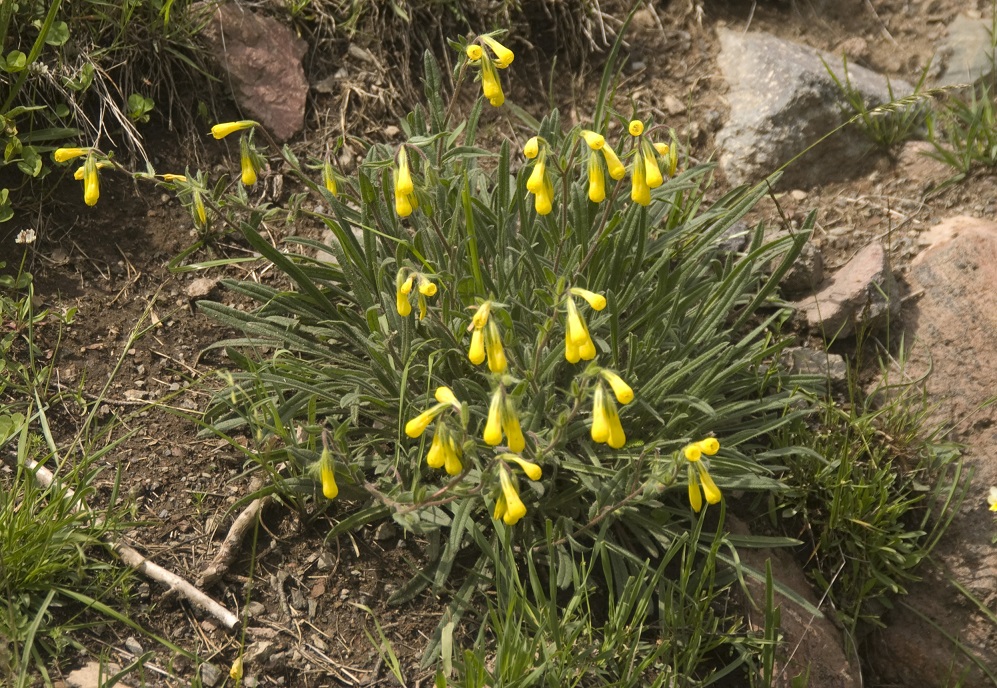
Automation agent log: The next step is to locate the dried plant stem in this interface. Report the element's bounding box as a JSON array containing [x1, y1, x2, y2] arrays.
[[198, 495, 272, 587], [20, 457, 241, 632]]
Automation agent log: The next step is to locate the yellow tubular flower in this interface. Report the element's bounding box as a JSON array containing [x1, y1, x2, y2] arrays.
[[580, 130, 605, 150], [493, 494, 507, 520], [240, 136, 257, 186], [570, 287, 607, 311], [605, 397, 626, 449], [482, 35, 514, 68], [444, 435, 463, 475], [698, 463, 722, 505], [466, 44, 483, 61], [499, 468, 528, 525], [469, 327, 486, 365], [397, 290, 412, 316], [688, 465, 704, 512], [484, 389, 504, 446], [535, 176, 553, 216], [395, 189, 414, 218], [418, 277, 437, 296], [481, 56, 505, 107], [74, 161, 112, 180], [654, 142, 669, 157], [405, 404, 443, 438], [631, 155, 650, 206], [601, 370, 634, 404], [642, 141, 663, 189], [471, 301, 491, 330], [230, 656, 244, 681], [697, 437, 720, 455], [565, 335, 581, 364], [418, 294, 428, 320], [426, 425, 446, 469], [628, 120, 645, 136], [523, 136, 540, 159], [396, 271, 413, 316], [587, 151, 606, 203], [566, 298, 597, 360], [323, 161, 338, 196], [211, 120, 256, 139], [320, 448, 338, 500], [400, 275, 415, 295], [395, 147, 414, 197], [161, 173, 187, 182], [502, 397, 526, 453], [435, 386, 458, 406], [590, 384, 610, 444], [684, 444, 702, 462], [504, 454, 542, 481], [526, 149, 546, 194], [54, 147, 89, 163], [485, 318, 508, 373], [601, 143, 626, 180], [83, 155, 99, 206]]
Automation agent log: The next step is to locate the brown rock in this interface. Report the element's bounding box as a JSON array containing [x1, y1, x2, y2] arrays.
[[730, 518, 861, 688], [198, 3, 308, 141], [793, 242, 898, 338], [870, 216, 997, 687]]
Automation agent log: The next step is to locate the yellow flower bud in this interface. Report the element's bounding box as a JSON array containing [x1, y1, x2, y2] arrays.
[[471, 301, 491, 330], [395, 191, 414, 218], [504, 454, 542, 481], [443, 435, 463, 475], [590, 384, 609, 444], [526, 150, 546, 193], [642, 142, 663, 189], [418, 277, 437, 296], [654, 142, 669, 157], [426, 426, 446, 469], [587, 151, 606, 203], [320, 448, 338, 500], [698, 437, 720, 455], [83, 155, 100, 207], [405, 406, 441, 438], [535, 177, 553, 216], [630, 156, 650, 206], [580, 130, 605, 150], [698, 464, 722, 505], [418, 294, 428, 321], [523, 136, 539, 159], [485, 319, 508, 374], [395, 147, 413, 197], [688, 466, 703, 513], [600, 370, 634, 405], [161, 173, 187, 182], [601, 143, 626, 181], [468, 327, 486, 365], [211, 120, 256, 139], [481, 57, 505, 107], [466, 44, 483, 61], [570, 287, 607, 311], [606, 399, 626, 449], [193, 191, 207, 227], [684, 444, 702, 462], [54, 147, 89, 163], [502, 397, 526, 453], [628, 120, 644, 136], [435, 386, 458, 406], [240, 138, 258, 186]]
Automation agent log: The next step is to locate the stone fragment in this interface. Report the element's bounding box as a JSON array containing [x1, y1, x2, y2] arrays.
[[934, 15, 996, 88], [65, 662, 126, 688], [185, 277, 220, 299], [869, 216, 997, 688], [780, 239, 825, 296], [729, 517, 861, 688], [793, 242, 898, 338], [198, 3, 308, 141], [199, 662, 223, 687], [780, 347, 847, 386], [716, 29, 913, 187]]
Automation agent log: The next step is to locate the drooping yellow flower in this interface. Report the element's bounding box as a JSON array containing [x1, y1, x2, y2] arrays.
[[523, 136, 539, 159], [628, 119, 645, 137], [435, 385, 458, 406], [484, 388, 504, 446], [590, 384, 610, 444], [210, 120, 257, 139], [493, 494, 507, 521], [319, 447, 338, 500], [426, 425, 447, 469], [485, 318, 508, 373], [605, 396, 626, 449], [642, 140, 663, 189], [600, 369, 634, 405], [586, 151, 606, 203], [74, 160, 112, 180], [654, 142, 669, 157], [601, 142, 627, 181], [466, 44, 483, 61], [503, 453, 542, 481], [396, 270, 413, 317], [570, 287, 607, 311], [471, 301, 491, 330], [160, 173, 187, 182], [580, 129, 605, 150], [482, 35, 515, 68], [565, 297, 596, 362], [480, 55, 505, 107], [405, 404, 445, 438], [82, 154, 100, 206], [684, 439, 722, 511], [240, 136, 258, 186], [630, 153, 651, 206], [498, 467, 528, 525], [54, 147, 90, 163], [535, 177, 553, 216], [393, 146, 417, 217], [502, 395, 526, 452], [468, 327, 485, 365], [418, 276, 437, 296], [525, 146, 553, 216], [443, 434, 463, 475], [323, 160, 338, 196], [395, 190, 414, 217]]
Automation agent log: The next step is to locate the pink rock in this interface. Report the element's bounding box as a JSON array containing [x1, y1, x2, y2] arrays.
[[793, 242, 898, 338], [869, 216, 997, 688], [199, 3, 308, 141]]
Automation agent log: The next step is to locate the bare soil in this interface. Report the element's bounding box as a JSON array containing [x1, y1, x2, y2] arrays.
[[2, 0, 989, 685]]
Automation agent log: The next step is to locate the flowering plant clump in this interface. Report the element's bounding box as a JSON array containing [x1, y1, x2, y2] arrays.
[[175, 30, 814, 667]]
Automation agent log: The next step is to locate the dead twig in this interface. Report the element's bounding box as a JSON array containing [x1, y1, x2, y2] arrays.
[[198, 494, 272, 587], [19, 457, 241, 632]]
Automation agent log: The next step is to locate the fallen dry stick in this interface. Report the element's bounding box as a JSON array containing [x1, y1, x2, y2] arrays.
[[198, 494, 272, 587], [21, 458, 241, 632]]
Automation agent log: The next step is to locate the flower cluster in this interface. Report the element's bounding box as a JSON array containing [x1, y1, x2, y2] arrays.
[[494, 455, 542, 526], [579, 130, 626, 203], [683, 437, 722, 512], [406, 386, 464, 475], [395, 268, 437, 319], [564, 287, 605, 363], [467, 301, 507, 374], [465, 34, 514, 107], [54, 147, 104, 206], [523, 137, 553, 215], [483, 385, 526, 452], [589, 369, 633, 449]]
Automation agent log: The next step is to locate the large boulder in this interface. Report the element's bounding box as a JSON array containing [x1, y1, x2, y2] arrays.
[[716, 29, 913, 188], [869, 216, 997, 686]]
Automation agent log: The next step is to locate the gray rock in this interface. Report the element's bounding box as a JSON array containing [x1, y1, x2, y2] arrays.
[[198, 3, 308, 141], [869, 216, 997, 687], [717, 29, 913, 188], [199, 662, 223, 687], [780, 347, 847, 386], [66, 662, 125, 688], [934, 15, 996, 88], [123, 636, 143, 655], [793, 242, 899, 338], [780, 239, 825, 297], [729, 517, 861, 688]]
